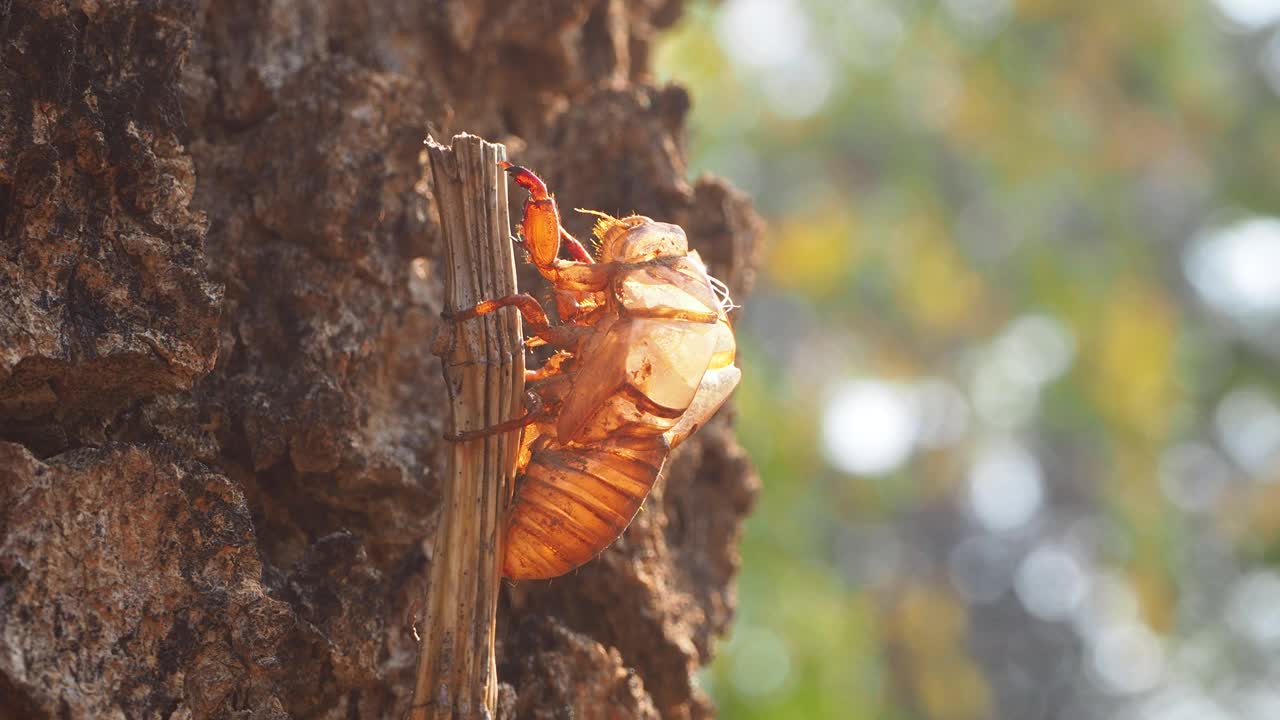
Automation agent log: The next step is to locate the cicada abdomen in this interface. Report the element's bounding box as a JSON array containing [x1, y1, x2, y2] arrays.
[[504, 434, 670, 579]]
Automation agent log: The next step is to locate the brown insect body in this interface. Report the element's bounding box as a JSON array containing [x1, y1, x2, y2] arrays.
[[448, 164, 740, 580]]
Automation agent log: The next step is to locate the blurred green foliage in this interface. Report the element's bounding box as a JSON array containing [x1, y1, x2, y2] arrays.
[[655, 1, 1280, 718]]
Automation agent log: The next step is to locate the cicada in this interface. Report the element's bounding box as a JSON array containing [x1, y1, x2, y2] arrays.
[[444, 163, 741, 580]]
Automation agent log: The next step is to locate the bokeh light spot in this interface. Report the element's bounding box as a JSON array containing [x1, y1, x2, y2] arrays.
[[1227, 570, 1280, 648], [1073, 572, 1141, 641], [967, 441, 1044, 532], [1185, 217, 1280, 319], [1213, 0, 1280, 29], [821, 380, 919, 476], [1091, 623, 1166, 695], [995, 314, 1076, 387], [760, 50, 834, 119], [1214, 386, 1280, 476], [967, 314, 1074, 430], [716, 0, 809, 70], [1015, 543, 1090, 622]]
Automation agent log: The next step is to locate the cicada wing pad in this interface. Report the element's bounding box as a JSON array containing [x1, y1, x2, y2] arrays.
[[555, 315, 721, 445], [665, 318, 741, 449], [556, 254, 729, 444], [615, 256, 723, 319]]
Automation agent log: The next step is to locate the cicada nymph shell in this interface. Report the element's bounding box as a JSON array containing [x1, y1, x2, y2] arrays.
[[446, 164, 741, 580]]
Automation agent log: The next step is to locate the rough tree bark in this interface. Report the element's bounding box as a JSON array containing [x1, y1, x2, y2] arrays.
[[0, 2, 762, 719]]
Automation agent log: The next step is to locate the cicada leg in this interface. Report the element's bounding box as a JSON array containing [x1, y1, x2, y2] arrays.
[[525, 351, 574, 382], [500, 162, 595, 269], [555, 288, 605, 324], [444, 391, 544, 442], [442, 347, 581, 442], [559, 226, 594, 264], [443, 293, 590, 350], [443, 292, 549, 330]]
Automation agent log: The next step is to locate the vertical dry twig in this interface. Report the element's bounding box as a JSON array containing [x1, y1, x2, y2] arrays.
[[412, 133, 524, 719]]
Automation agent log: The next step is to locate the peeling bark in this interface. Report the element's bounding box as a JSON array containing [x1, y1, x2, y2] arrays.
[[0, 2, 762, 718]]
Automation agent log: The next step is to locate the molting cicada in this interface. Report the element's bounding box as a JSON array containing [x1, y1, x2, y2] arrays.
[[444, 163, 741, 580]]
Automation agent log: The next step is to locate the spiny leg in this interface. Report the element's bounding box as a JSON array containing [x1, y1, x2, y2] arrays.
[[443, 293, 591, 350], [559, 226, 594, 264], [555, 288, 603, 323], [501, 161, 596, 266], [525, 351, 573, 382], [500, 162, 562, 277], [444, 391, 544, 442], [444, 293, 551, 333]]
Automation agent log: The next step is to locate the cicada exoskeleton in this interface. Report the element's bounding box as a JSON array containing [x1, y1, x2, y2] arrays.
[[444, 164, 740, 580]]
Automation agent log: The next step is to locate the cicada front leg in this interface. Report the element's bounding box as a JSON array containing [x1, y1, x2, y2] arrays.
[[499, 162, 595, 271]]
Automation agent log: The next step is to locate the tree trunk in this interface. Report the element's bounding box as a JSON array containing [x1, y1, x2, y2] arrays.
[[0, 2, 761, 719]]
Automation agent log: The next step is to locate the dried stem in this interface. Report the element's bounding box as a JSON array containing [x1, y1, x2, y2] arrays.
[[412, 134, 524, 719]]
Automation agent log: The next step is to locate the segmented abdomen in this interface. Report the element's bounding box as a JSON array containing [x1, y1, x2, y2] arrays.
[[503, 433, 669, 580]]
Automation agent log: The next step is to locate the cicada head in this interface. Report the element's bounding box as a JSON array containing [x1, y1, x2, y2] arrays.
[[580, 210, 689, 263]]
